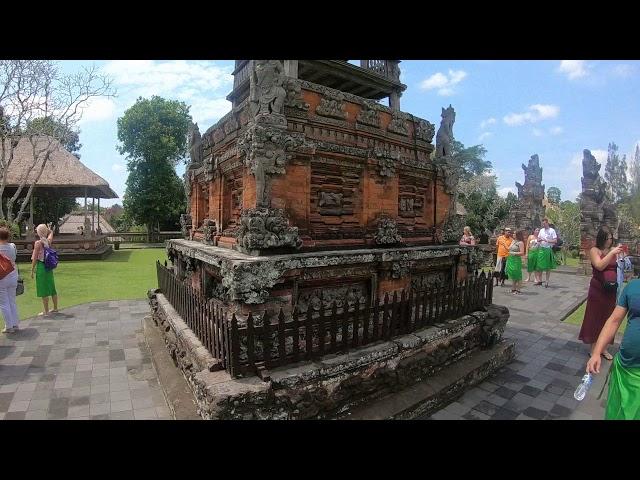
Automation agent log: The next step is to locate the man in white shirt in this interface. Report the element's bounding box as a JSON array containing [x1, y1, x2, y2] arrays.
[[536, 218, 557, 287]]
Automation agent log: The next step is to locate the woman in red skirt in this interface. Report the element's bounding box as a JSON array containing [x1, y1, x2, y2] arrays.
[[579, 227, 623, 360]]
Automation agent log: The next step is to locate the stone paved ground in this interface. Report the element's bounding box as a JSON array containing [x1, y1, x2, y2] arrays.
[[0, 300, 172, 420], [424, 269, 618, 420]]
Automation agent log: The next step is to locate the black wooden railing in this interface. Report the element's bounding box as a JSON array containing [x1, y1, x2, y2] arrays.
[[156, 261, 493, 380]]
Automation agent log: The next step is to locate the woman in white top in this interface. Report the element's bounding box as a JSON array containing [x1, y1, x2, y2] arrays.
[[0, 226, 20, 333]]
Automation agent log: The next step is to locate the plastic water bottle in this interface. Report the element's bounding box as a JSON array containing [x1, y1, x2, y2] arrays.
[[573, 373, 593, 401]]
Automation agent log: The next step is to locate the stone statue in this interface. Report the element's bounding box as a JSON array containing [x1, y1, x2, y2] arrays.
[[250, 60, 287, 118], [188, 122, 203, 165], [435, 105, 456, 159], [235, 208, 302, 253]]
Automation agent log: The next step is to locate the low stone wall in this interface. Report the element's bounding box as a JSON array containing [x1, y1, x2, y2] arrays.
[[147, 289, 509, 420]]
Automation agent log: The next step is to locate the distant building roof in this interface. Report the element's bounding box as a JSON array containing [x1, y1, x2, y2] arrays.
[[2, 136, 118, 199], [58, 213, 116, 234]]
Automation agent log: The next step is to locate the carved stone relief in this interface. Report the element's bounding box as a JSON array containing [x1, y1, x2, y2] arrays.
[[356, 100, 380, 128], [235, 207, 302, 253], [374, 217, 402, 245], [387, 111, 409, 136], [316, 90, 348, 120], [296, 283, 369, 314]]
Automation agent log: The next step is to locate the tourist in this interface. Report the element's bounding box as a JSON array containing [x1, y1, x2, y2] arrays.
[[525, 228, 539, 282], [494, 228, 513, 287], [536, 218, 557, 287], [492, 228, 505, 286], [31, 224, 58, 316], [506, 230, 525, 295], [579, 227, 622, 360], [586, 276, 640, 419], [0, 227, 20, 333], [459, 226, 476, 246]]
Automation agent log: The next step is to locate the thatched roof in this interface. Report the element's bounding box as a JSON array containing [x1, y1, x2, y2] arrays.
[[2, 136, 118, 199], [58, 212, 116, 234]]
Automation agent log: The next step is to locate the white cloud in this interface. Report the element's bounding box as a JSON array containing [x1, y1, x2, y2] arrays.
[[498, 187, 516, 197], [419, 69, 467, 96], [557, 60, 590, 80], [550, 126, 563, 135], [532, 128, 543, 137], [478, 131, 493, 141], [79, 97, 117, 124], [102, 60, 234, 126], [480, 117, 496, 129], [503, 104, 559, 126], [612, 63, 635, 78], [111, 163, 126, 173]]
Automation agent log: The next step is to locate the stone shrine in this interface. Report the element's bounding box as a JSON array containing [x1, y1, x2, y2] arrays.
[[578, 149, 618, 274], [504, 154, 545, 233], [150, 60, 512, 419]]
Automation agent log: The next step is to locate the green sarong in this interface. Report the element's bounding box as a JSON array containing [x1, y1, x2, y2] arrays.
[[527, 247, 538, 272], [605, 353, 640, 420], [506, 255, 522, 281], [536, 247, 556, 271], [35, 261, 57, 298]]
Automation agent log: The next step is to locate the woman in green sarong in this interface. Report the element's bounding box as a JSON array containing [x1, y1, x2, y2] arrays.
[[587, 279, 640, 419], [506, 230, 525, 295], [30, 224, 58, 317]]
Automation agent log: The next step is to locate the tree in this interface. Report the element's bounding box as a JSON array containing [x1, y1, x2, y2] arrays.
[[0, 61, 113, 223], [458, 174, 513, 238], [547, 186, 561, 205], [451, 140, 492, 180], [26, 117, 82, 158], [604, 142, 629, 203], [32, 194, 79, 231], [117, 96, 191, 237], [629, 144, 640, 196], [546, 200, 580, 249]]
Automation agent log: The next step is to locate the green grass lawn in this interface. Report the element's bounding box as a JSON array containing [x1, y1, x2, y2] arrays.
[[3, 248, 167, 326]]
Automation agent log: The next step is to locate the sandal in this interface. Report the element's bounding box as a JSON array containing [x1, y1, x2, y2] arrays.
[[37, 312, 50, 317], [545, 281, 549, 288], [601, 351, 613, 361]]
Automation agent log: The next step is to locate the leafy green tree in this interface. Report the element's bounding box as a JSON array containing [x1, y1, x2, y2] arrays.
[[604, 142, 629, 203], [547, 187, 561, 205], [27, 117, 82, 158], [451, 140, 492, 180], [629, 145, 640, 196], [117, 96, 191, 237], [458, 175, 512, 238], [32, 194, 80, 231]]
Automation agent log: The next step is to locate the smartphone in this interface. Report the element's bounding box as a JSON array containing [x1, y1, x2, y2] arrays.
[[622, 244, 629, 254]]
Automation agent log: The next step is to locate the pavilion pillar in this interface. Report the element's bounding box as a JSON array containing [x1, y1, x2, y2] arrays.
[[26, 194, 35, 240], [97, 197, 101, 234], [83, 187, 91, 236], [91, 197, 96, 237]]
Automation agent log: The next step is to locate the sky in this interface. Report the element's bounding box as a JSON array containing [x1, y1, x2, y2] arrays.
[[58, 60, 640, 207]]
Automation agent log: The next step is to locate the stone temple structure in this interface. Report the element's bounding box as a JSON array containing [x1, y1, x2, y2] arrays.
[[504, 154, 545, 233], [149, 60, 512, 419], [578, 149, 618, 275]]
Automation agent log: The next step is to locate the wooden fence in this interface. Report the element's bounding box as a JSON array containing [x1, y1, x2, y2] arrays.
[[156, 261, 493, 379]]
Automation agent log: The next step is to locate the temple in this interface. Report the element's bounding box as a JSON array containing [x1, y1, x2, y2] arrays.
[[153, 60, 512, 420]]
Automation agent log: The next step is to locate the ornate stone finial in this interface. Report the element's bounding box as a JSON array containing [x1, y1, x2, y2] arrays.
[[415, 118, 435, 143], [250, 60, 287, 124], [435, 104, 456, 159], [374, 217, 402, 245]]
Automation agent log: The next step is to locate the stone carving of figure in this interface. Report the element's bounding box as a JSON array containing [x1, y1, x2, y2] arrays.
[[435, 104, 456, 159], [188, 122, 203, 165], [250, 60, 287, 118]]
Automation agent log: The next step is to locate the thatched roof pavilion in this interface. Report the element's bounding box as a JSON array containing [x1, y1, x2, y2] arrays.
[[2, 136, 118, 259], [2, 136, 118, 199]]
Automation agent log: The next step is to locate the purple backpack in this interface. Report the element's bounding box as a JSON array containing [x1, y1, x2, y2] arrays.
[[43, 245, 59, 270]]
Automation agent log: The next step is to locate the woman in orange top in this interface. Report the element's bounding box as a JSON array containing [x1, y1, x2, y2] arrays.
[[495, 228, 513, 287]]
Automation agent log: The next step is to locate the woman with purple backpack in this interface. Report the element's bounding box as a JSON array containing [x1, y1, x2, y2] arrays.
[[31, 224, 58, 316]]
